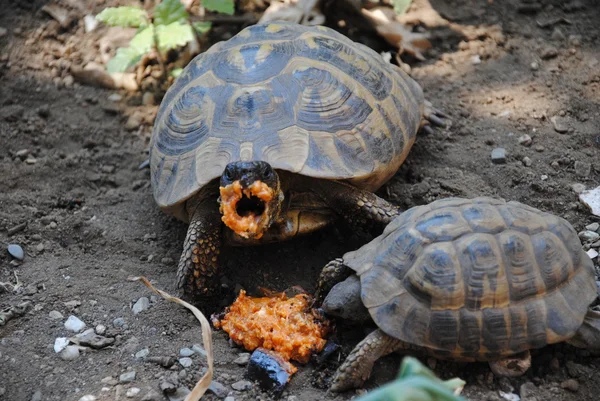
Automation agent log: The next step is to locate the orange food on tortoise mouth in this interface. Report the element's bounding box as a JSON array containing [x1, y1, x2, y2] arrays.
[[211, 290, 330, 367], [219, 180, 274, 239]]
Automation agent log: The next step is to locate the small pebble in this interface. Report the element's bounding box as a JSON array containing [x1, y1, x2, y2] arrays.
[[471, 55, 481, 65], [498, 391, 520, 401], [120, 371, 136, 383], [7, 244, 24, 260], [142, 92, 155, 106], [233, 353, 250, 365], [579, 231, 600, 243], [113, 317, 126, 328], [224, 397, 235, 401], [54, 337, 69, 353], [586, 223, 600, 232], [551, 116, 569, 133], [179, 348, 195, 357], [530, 61, 539, 71], [78, 396, 96, 401], [587, 249, 598, 259], [491, 148, 506, 164], [231, 380, 252, 391], [49, 310, 63, 320], [31, 390, 42, 401], [571, 183, 586, 194], [522, 156, 532, 167], [126, 388, 141, 398], [560, 379, 579, 392], [132, 297, 150, 314], [60, 346, 80, 361], [136, 348, 150, 359], [64, 315, 86, 332], [35, 243, 45, 252], [108, 93, 122, 102], [208, 381, 229, 399], [534, 145, 545, 152], [518, 134, 532, 146], [167, 387, 191, 401], [0, 27, 7, 37], [179, 357, 193, 368], [101, 376, 118, 385], [574, 161, 591, 178], [540, 46, 558, 59], [192, 344, 207, 357], [96, 324, 107, 335]]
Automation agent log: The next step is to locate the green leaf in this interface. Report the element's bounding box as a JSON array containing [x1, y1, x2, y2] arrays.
[[171, 67, 184, 78], [130, 25, 155, 55], [155, 21, 195, 53], [154, 0, 188, 26], [96, 7, 149, 27], [203, 0, 234, 15], [390, 0, 412, 15], [106, 47, 144, 73], [193, 21, 212, 35]]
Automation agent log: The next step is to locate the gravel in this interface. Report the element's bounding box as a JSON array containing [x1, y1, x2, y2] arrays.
[[64, 315, 86, 332]]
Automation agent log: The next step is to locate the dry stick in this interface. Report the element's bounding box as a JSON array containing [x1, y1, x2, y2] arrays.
[[129, 276, 213, 401]]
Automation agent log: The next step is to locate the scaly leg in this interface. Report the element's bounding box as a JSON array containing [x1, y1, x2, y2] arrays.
[[331, 328, 419, 392], [319, 181, 401, 237], [314, 258, 353, 305], [177, 197, 222, 300], [488, 351, 531, 377]]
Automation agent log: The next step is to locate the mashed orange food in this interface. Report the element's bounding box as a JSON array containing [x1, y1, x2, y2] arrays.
[[212, 290, 330, 366], [219, 181, 274, 239]]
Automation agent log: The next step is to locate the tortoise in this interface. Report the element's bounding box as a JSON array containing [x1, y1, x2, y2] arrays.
[[149, 21, 446, 299], [315, 197, 600, 392]]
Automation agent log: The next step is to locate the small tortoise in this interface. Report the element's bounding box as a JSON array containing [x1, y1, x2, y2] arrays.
[[316, 197, 600, 392], [149, 21, 445, 299]]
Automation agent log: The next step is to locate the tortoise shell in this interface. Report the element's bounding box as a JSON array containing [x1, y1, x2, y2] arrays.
[[150, 21, 425, 221], [341, 197, 597, 361]]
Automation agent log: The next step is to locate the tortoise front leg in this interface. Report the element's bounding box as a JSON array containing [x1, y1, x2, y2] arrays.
[[567, 308, 600, 350], [314, 258, 353, 305], [331, 328, 420, 392], [177, 198, 222, 300], [318, 181, 401, 236]]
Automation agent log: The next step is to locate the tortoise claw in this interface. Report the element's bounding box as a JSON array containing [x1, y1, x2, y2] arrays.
[[427, 113, 446, 128], [421, 100, 450, 132], [421, 125, 435, 136]]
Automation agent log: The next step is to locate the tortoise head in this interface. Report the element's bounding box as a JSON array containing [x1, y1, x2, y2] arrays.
[[218, 161, 284, 240], [322, 275, 371, 324]]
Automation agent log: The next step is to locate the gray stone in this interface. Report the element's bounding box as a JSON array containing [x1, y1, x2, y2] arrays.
[[113, 317, 126, 328], [224, 397, 236, 401], [60, 345, 80, 361], [178, 357, 193, 368], [233, 353, 250, 365], [179, 347, 194, 357], [31, 390, 42, 401], [208, 381, 229, 399], [54, 337, 69, 353], [586, 223, 600, 232], [518, 134, 532, 146], [167, 387, 191, 401], [579, 231, 600, 243], [119, 371, 136, 383], [8, 244, 24, 260], [571, 183, 586, 194], [574, 161, 591, 178], [135, 348, 150, 359], [491, 148, 506, 164], [95, 324, 106, 335], [49, 310, 63, 320], [522, 156, 532, 167], [519, 382, 538, 401], [126, 387, 141, 398], [192, 344, 207, 357], [551, 116, 568, 133], [132, 297, 150, 314], [560, 379, 579, 392], [64, 315, 86, 332], [231, 380, 252, 391], [72, 331, 114, 349], [141, 391, 163, 401]]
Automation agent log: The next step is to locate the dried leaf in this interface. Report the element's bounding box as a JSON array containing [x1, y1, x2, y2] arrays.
[[129, 276, 213, 401], [361, 6, 431, 61], [259, 0, 325, 26]]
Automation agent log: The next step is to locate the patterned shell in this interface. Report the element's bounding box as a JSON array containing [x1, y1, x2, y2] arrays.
[[150, 21, 425, 219], [342, 197, 597, 361]]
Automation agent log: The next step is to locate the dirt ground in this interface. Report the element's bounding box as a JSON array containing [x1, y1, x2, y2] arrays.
[[1, 0, 600, 400]]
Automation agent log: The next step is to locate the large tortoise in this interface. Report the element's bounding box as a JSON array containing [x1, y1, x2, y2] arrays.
[[316, 197, 600, 392], [149, 21, 445, 299]]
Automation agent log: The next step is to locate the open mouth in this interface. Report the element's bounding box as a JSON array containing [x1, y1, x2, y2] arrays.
[[219, 180, 274, 239]]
